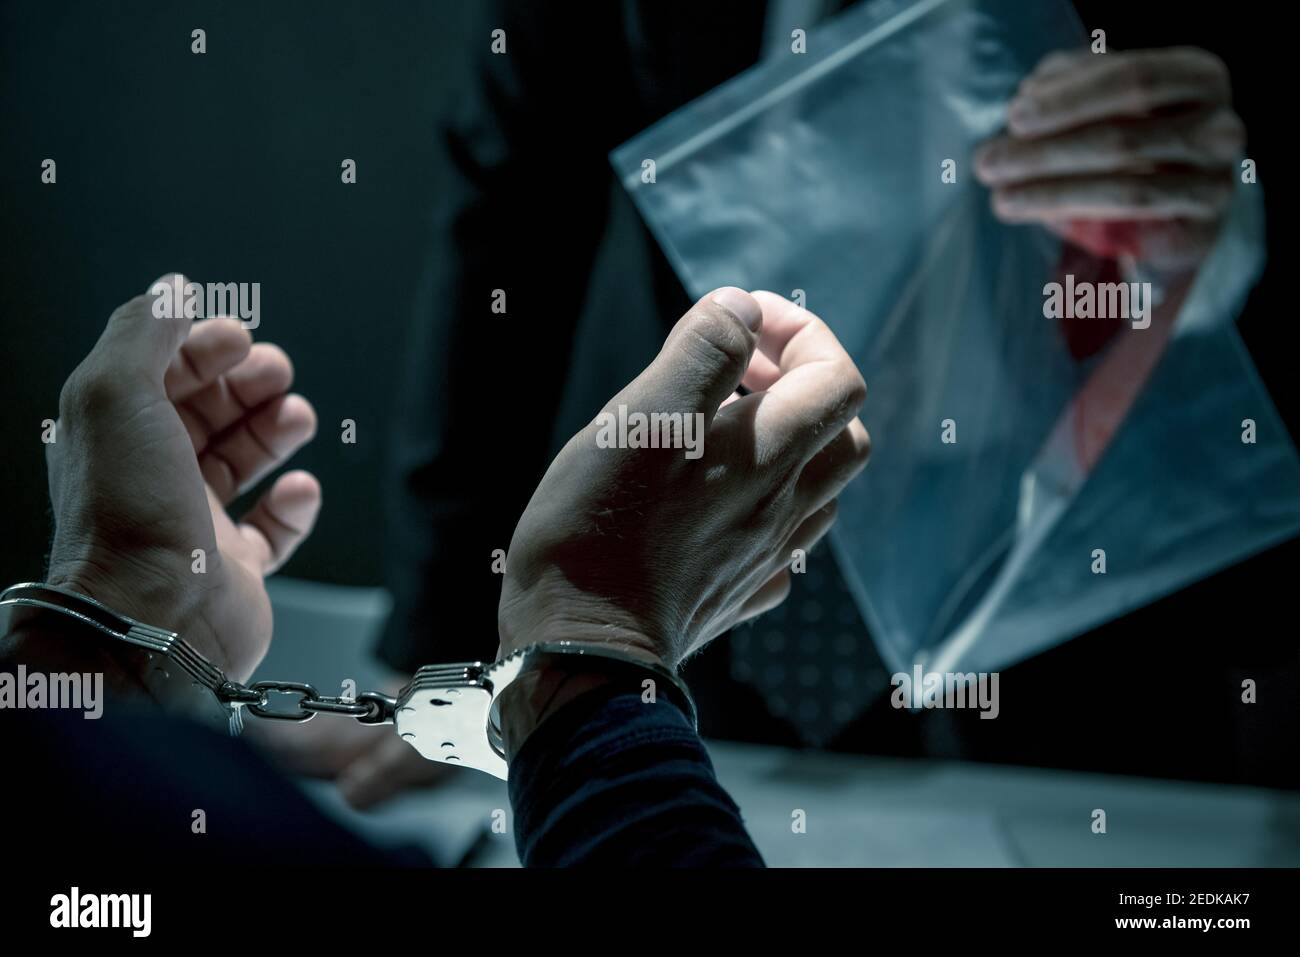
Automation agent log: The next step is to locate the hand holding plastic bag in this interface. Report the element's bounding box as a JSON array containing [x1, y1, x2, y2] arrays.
[[613, 0, 1300, 674]]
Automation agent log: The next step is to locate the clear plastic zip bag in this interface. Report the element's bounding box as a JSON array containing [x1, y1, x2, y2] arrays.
[[612, 0, 1300, 673]]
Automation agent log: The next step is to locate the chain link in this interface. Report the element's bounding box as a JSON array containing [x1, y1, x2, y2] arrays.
[[216, 679, 397, 725]]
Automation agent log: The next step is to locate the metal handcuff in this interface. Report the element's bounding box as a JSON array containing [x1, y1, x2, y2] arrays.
[[0, 582, 696, 780]]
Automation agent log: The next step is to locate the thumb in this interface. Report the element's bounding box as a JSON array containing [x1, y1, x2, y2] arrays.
[[94, 273, 196, 389], [624, 287, 762, 422]]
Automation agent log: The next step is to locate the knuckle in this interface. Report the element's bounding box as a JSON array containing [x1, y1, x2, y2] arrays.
[[853, 425, 873, 468], [1171, 48, 1230, 101], [251, 340, 294, 382], [684, 306, 751, 377], [839, 362, 868, 412], [111, 293, 155, 324], [296, 397, 319, 437], [1201, 108, 1245, 156], [1191, 48, 1231, 84]]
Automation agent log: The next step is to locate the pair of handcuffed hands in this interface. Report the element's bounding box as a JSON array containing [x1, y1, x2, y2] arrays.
[[29, 283, 870, 761]]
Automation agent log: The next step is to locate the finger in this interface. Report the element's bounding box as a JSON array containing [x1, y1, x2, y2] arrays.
[[735, 568, 792, 624], [164, 318, 253, 402], [237, 469, 322, 575], [735, 501, 840, 628], [86, 273, 195, 392], [622, 287, 762, 423], [1025, 48, 1087, 85], [976, 108, 1244, 186], [795, 419, 871, 516], [200, 393, 318, 503], [992, 170, 1233, 222], [740, 346, 784, 393], [720, 348, 784, 409], [787, 498, 838, 558], [1010, 48, 1232, 137], [734, 291, 867, 467], [338, 734, 449, 810], [748, 290, 822, 369], [180, 342, 296, 450]]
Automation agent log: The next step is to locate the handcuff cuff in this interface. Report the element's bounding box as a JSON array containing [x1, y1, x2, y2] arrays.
[[0, 582, 697, 780]]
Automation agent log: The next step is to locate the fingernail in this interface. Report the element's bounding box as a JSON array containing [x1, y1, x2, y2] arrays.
[[712, 287, 762, 331]]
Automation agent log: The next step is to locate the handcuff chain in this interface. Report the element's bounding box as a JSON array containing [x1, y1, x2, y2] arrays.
[[220, 679, 398, 725]]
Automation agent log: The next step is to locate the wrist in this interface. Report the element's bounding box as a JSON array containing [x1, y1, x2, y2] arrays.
[[1, 582, 241, 733], [47, 553, 185, 629], [2, 607, 155, 702], [494, 643, 694, 762], [496, 665, 618, 759], [498, 594, 669, 670], [46, 556, 229, 674]]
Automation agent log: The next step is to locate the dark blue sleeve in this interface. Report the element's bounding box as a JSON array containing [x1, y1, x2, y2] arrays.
[[508, 689, 765, 867]]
